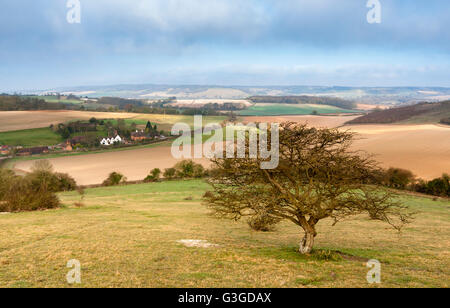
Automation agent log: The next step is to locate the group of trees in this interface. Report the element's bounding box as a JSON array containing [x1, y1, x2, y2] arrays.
[[52, 118, 143, 145], [145, 121, 161, 136], [0, 161, 77, 212], [0, 95, 72, 111], [0, 94, 231, 116], [376, 167, 450, 197], [163, 160, 207, 180], [52, 120, 98, 139], [103, 160, 208, 186]]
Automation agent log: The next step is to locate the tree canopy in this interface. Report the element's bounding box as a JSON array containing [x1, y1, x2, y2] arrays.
[[204, 122, 412, 254]]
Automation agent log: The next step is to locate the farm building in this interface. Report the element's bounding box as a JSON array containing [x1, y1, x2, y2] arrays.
[[64, 136, 88, 151], [16, 146, 49, 156], [0, 145, 11, 155], [131, 131, 152, 141], [100, 135, 122, 146]]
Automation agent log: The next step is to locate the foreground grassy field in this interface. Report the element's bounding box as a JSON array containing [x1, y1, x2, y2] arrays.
[[0, 180, 448, 288]]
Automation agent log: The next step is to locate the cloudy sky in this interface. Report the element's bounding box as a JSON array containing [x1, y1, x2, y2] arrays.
[[1, 0, 449, 91]]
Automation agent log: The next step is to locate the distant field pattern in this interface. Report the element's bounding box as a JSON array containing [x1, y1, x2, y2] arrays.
[[239, 103, 359, 116]]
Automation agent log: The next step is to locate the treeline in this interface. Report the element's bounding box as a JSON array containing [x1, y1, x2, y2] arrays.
[[0, 95, 72, 111], [348, 100, 450, 124], [375, 168, 449, 198], [248, 95, 356, 110], [97, 97, 145, 108], [0, 95, 232, 116], [0, 161, 77, 213]]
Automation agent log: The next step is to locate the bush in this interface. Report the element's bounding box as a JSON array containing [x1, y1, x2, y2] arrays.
[[0, 169, 15, 200], [173, 160, 206, 179], [102, 172, 126, 186], [382, 168, 415, 190], [144, 168, 161, 183], [25, 162, 77, 192], [163, 168, 176, 180], [54, 173, 78, 191], [414, 174, 450, 197], [0, 171, 60, 213]]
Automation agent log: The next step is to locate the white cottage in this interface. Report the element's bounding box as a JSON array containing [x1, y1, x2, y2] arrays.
[[100, 135, 122, 146]]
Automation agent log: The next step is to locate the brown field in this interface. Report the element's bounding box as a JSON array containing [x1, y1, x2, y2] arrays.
[[348, 124, 450, 180], [15, 146, 211, 186], [0, 111, 226, 132], [242, 115, 361, 128], [12, 116, 450, 184], [0, 111, 134, 132], [245, 116, 450, 179]]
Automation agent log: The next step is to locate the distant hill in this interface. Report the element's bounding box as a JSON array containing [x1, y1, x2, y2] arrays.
[[17, 84, 450, 105], [347, 101, 450, 125], [248, 95, 356, 110]]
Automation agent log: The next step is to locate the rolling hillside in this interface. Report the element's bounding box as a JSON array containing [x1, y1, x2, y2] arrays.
[[0, 179, 448, 287], [347, 101, 450, 125], [248, 95, 356, 110]]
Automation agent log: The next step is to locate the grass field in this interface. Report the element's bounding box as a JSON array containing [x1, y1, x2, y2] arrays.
[[0, 179, 448, 288], [0, 128, 62, 147], [239, 104, 358, 116]]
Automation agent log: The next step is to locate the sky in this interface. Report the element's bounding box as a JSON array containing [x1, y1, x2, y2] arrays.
[[1, 0, 449, 91]]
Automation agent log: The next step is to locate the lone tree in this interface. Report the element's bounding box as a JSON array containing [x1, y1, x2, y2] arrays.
[[204, 123, 412, 254]]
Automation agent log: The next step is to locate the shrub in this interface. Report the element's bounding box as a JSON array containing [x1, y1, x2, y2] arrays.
[[0, 174, 60, 213], [0, 169, 15, 200], [382, 168, 415, 190], [415, 174, 450, 197], [54, 173, 77, 191], [25, 170, 77, 192], [102, 172, 126, 186], [163, 168, 176, 180], [144, 168, 161, 183], [173, 160, 206, 179]]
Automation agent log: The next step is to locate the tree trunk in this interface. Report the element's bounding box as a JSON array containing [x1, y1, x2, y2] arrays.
[[299, 230, 315, 254]]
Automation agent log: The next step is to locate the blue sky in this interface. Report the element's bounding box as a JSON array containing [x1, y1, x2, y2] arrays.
[[1, 0, 449, 91]]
